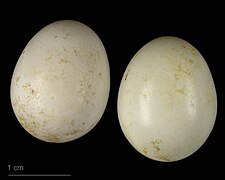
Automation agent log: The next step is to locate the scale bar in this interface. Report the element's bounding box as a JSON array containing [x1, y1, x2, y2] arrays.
[[8, 174, 71, 177]]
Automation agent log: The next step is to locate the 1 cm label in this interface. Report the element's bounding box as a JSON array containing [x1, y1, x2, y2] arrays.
[[8, 164, 24, 171]]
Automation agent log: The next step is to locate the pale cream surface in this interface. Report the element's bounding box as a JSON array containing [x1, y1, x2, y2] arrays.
[[11, 20, 110, 143], [118, 36, 217, 161]]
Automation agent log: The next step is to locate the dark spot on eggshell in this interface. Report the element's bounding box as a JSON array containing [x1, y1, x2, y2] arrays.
[[59, 58, 70, 64], [98, 72, 103, 79], [63, 47, 67, 52], [43, 134, 60, 143], [18, 114, 39, 137], [15, 76, 21, 83], [191, 48, 197, 55], [176, 87, 186, 95], [150, 139, 161, 152], [73, 47, 79, 56], [38, 111, 44, 114], [22, 83, 39, 98], [124, 69, 130, 81], [157, 155, 171, 162], [142, 147, 148, 155], [63, 129, 81, 136], [88, 69, 94, 73], [188, 59, 194, 64], [176, 65, 191, 76]]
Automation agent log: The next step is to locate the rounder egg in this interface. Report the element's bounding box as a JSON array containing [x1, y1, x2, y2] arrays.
[[11, 20, 110, 143], [117, 36, 217, 162]]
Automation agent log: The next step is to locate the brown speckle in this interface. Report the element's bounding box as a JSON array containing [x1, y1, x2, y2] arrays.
[[150, 139, 161, 152], [191, 48, 197, 55], [30, 88, 38, 96], [73, 47, 79, 55], [188, 59, 194, 64], [124, 69, 130, 81], [61, 33, 71, 40], [54, 35, 58, 38], [22, 83, 39, 97], [176, 87, 185, 95], [175, 65, 191, 76], [71, 129, 80, 134], [66, 33, 71, 37], [63, 129, 80, 136], [88, 69, 94, 73], [63, 47, 67, 52], [59, 58, 70, 64], [96, 50, 100, 58], [53, 71, 66, 80], [44, 134, 60, 143], [92, 91, 95, 96], [22, 83, 31, 89], [157, 155, 171, 162], [18, 115, 26, 125], [142, 147, 148, 155], [45, 56, 51, 61], [174, 74, 179, 80], [207, 91, 215, 105], [98, 72, 102, 79], [31, 121, 37, 127], [16, 76, 21, 83], [18, 57, 24, 63], [78, 80, 92, 104], [38, 111, 44, 114], [18, 114, 37, 136]]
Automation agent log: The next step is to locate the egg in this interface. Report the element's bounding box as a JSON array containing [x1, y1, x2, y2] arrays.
[[117, 36, 217, 162], [11, 20, 110, 143]]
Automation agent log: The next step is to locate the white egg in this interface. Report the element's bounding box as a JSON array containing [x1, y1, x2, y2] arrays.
[[11, 20, 110, 143], [118, 36, 217, 162]]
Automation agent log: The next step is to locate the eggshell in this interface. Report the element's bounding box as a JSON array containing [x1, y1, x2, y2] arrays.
[[11, 20, 110, 143], [117, 36, 217, 161]]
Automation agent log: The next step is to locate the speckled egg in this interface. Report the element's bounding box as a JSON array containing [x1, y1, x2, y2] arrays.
[[118, 36, 217, 161], [11, 20, 110, 143]]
